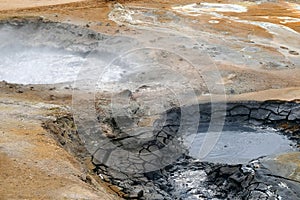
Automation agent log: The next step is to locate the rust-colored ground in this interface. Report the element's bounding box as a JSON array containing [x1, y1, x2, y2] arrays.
[[0, 82, 120, 199], [1, 0, 298, 35]]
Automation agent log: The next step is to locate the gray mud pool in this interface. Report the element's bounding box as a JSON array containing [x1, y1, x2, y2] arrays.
[[187, 126, 296, 164]]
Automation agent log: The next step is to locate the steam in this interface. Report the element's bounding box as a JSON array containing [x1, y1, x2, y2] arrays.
[[0, 45, 85, 84]]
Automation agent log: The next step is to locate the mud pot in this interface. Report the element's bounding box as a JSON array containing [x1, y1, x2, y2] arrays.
[[1, 5, 300, 199], [44, 100, 300, 200]]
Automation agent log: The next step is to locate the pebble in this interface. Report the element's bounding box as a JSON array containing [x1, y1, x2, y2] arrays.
[[289, 50, 299, 55], [16, 89, 23, 93]]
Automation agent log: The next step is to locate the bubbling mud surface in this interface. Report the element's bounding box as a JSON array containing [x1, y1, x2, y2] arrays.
[[0, 18, 108, 85]]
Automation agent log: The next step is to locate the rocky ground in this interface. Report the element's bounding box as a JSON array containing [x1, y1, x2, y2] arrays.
[[0, 0, 300, 199]]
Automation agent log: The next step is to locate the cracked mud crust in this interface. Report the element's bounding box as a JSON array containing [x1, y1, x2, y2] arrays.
[[42, 96, 300, 199]]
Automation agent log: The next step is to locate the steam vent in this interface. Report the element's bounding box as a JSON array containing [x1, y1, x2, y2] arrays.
[[0, 1, 300, 199]]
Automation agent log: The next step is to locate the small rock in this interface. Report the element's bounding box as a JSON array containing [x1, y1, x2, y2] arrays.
[[80, 174, 87, 182], [289, 50, 299, 55], [280, 46, 289, 50], [16, 89, 23, 93], [86, 175, 92, 184], [49, 95, 56, 100]]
